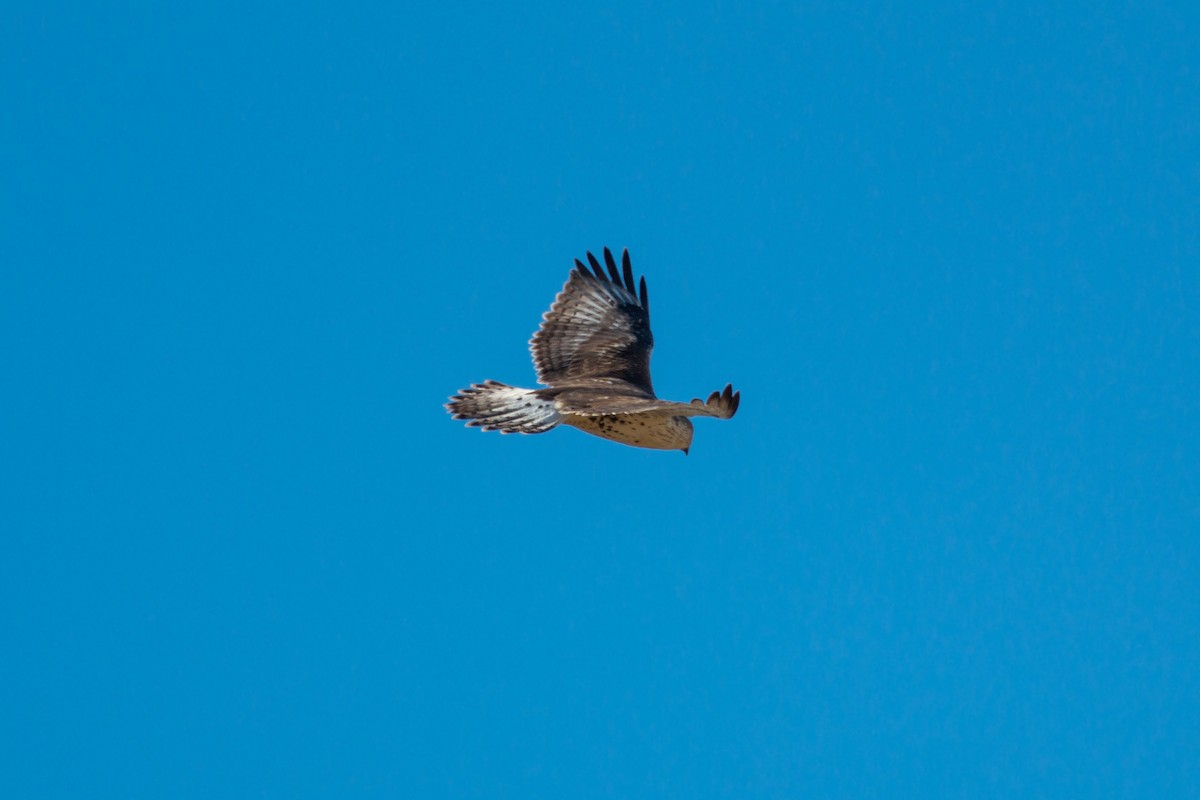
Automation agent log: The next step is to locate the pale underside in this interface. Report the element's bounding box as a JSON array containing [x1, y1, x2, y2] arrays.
[[561, 407, 697, 450]]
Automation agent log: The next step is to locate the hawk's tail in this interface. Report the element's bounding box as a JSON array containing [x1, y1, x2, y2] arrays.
[[445, 381, 561, 434]]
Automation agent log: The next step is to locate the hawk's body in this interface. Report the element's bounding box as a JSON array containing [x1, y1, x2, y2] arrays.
[[446, 248, 739, 454]]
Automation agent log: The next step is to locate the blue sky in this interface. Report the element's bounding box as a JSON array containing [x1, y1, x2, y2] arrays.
[[3, 2, 1198, 797]]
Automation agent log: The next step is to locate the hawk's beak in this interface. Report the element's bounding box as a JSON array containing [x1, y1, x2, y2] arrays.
[[682, 447, 690, 456]]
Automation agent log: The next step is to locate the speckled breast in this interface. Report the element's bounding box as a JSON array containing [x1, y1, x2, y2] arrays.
[[564, 411, 693, 451]]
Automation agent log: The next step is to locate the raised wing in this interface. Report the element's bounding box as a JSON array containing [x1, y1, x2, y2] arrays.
[[530, 247, 655, 391]]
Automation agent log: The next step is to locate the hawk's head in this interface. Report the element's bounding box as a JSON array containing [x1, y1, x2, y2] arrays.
[[672, 416, 695, 455]]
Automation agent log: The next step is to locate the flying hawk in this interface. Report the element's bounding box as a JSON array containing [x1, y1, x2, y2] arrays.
[[446, 248, 739, 454]]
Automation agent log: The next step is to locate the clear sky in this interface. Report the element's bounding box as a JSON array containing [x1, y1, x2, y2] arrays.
[[3, 2, 1198, 798]]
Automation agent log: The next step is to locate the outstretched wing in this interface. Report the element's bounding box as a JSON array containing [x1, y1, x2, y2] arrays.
[[530, 247, 655, 391], [560, 384, 741, 419]]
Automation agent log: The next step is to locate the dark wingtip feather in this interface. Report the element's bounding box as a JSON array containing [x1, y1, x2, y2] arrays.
[[639, 276, 649, 310], [574, 258, 589, 277], [603, 247, 621, 284], [586, 251, 605, 281], [621, 249, 635, 294]]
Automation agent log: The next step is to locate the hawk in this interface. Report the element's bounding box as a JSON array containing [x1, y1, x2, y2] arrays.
[[446, 248, 739, 454]]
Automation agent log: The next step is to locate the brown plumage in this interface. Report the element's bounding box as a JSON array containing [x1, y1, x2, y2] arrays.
[[446, 248, 739, 454]]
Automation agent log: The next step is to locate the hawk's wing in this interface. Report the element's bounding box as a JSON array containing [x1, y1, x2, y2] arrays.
[[561, 384, 741, 420], [530, 248, 655, 391]]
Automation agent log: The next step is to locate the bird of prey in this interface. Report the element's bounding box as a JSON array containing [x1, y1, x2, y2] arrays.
[[446, 248, 739, 454]]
